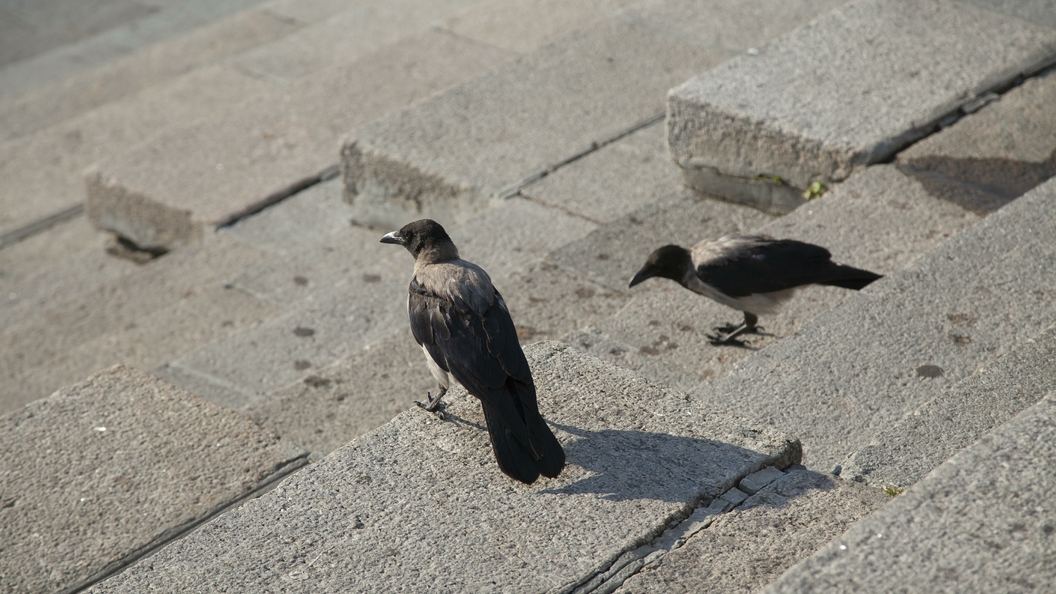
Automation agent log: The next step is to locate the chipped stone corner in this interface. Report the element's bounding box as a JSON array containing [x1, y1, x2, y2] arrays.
[[340, 137, 494, 229], [85, 165, 203, 252]]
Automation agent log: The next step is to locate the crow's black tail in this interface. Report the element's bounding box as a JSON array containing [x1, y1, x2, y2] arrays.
[[817, 264, 883, 291], [481, 381, 565, 484]]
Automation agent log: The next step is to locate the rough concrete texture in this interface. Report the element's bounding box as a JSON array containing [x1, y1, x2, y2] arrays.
[[668, 0, 1056, 209], [0, 8, 300, 143], [92, 343, 800, 593], [86, 29, 513, 251], [0, 63, 271, 240], [559, 165, 979, 391], [0, 216, 138, 333], [621, 0, 847, 56], [0, 0, 271, 99], [616, 469, 889, 594], [229, 0, 482, 83], [521, 121, 682, 225], [843, 323, 1056, 488], [766, 393, 1056, 594], [341, 16, 728, 228], [690, 176, 1056, 474], [242, 330, 432, 455], [0, 233, 274, 414], [0, 364, 308, 594], [897, 66, 1056, 214]]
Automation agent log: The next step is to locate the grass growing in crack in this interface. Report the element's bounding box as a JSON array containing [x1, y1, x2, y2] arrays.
[[883, 486, 904, 497]]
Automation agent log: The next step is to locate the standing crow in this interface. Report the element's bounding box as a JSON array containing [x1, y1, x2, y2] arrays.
[[629, 234, 882, 344], [381, 219, 565, 484]]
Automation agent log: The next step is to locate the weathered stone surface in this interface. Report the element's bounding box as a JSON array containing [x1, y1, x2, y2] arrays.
[[574, 165, 979, 391], [897, 66, 1056, 214], [0, 234, 274, 415], [521, 120, 681, 225], [765, 393, 1056, 594], [691, 177, 1056, 474], [342, 16, 728, 228], [843, 323, 1056, 488], [0, 8, 299, 143], [616, 470, 888, 594], [0, 365, 307, 594], [86, 29, 512, 250], [668, 0, 1056, 210], [92, 343, 800, 593]]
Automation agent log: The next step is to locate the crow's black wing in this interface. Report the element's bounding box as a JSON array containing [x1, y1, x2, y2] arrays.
[[697, 239, 837, 296]]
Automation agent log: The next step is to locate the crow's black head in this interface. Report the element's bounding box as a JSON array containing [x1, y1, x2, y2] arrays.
[[629, 245, 693, 288], [380, 219, 458, 262]]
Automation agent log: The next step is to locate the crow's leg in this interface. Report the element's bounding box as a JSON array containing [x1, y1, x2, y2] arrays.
[[708, 312, 761, 345], [416, 386, 448, 419]]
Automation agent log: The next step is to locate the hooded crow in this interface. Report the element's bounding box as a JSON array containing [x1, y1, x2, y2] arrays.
[[381, 219, 565, 484], [629, 234, 882, 345]]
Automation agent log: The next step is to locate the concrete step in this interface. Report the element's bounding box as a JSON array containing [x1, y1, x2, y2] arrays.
[[764, 392, 1056, 593], [0, 5, 299, 144], [555, 162, 979, 390], [612, 468, 890, 594], [340, 0, 842, 228], [687, 175, 1056, 475], [895, 64, 1056, 215], [0, 0, 270, 94], [85, 28, 513, 252], [842, 322, 1056, 489], [667, 0, 1056, 213], [0, 364, 307, 594], [89, 342, 802, 592], [0, 232, 277, 415]]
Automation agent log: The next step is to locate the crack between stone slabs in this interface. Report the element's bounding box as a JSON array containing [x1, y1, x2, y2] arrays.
[[216, 164, 341, 231], [556, 448, 800, 594], [497, 112, 665, 200], [0, 203, 84, 251], [61, 452, 311, 594]]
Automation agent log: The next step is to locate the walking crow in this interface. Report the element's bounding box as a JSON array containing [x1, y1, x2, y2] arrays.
[[629, 234, 882, 344], [381, 219, 565, 484]]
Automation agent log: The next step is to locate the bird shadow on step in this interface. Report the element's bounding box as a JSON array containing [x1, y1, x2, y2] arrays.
[[538, 422, 789, 503]]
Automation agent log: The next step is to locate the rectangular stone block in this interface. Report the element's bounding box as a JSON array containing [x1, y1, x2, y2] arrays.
[[86, 29, 512, 251], [668, 0, 1056, 212], [0, 365, 307, 594], [765, 394, 1056, 594], [896, 66, 1056, 214], [342, 16, 728, 228], [91, 342, 800, 593]]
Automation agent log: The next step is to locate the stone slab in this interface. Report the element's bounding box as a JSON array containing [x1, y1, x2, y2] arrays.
[[229, 0, 482, 83], [87, 28, 512, 251], [0, 233, 274, 415], [0, 8, 299, 143], [668, 0, 1056, 210], [0, 364, 308, 594], [0, 215, 138, 333], [843, 322, 1056, 488], [91, 342, 801, 593], [690, 176, 1056, 474], [621, 0, 847, 56], [896, 66, 1056, 214], [443, 0, 639, 54], [765, 393, 1056, 594], [0, 63, 272, 240], [520, 120, 682, 225], [0, 0, 270, 100], [341, 16, 729, 228], [615, 469, 889, 594], [242, 330, 434, 455], [575, 165, 979, 390], [160, 195, 595, 411]]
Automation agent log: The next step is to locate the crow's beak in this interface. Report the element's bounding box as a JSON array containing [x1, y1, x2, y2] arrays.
[[380, 231, 403, 245], [628, 267, 655, 288]]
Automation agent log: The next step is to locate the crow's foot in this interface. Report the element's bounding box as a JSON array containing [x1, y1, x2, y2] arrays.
[[415, 388, 448, 420]]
